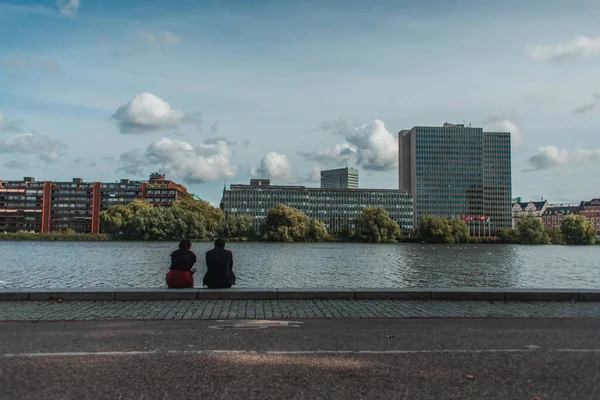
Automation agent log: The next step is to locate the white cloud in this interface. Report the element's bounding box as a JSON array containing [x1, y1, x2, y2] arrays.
[[250, 152, 295, 183], [526, 36, 600, 63], [57, 0, 79, 17], [484, 118, 523, 147], [3, 160, 30, 169], [112, 92, 199, 134], [307, 165, 321, 184], [39, 152, 60, 165], [525, 146, 600, 171], [140, 30, 181, 45], [573, 93, 600, 114], [118, 137, 238, 183], [0, 111, 24, 133], [0, 132, 67, 163], [298, 142, 356, 166], [313, 118, 397, 171]]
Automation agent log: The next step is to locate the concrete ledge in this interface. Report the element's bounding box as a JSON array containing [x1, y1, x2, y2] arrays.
[[198, 288, 277, 300], [352, 288, 430, 300], [0, 288, 599, 301], [277, 288, 355, 300], [431, 288, 506, 301], [28, 289, 116, 301], [505, 289, 579, 302], [578, 290, 600, 301], [0, 289, 29, 301], [114, 289, 198, 301]]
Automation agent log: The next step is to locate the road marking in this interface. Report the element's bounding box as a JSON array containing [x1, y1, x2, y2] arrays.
[[209, 320, 303, 330], [2, 348, 599, 358]]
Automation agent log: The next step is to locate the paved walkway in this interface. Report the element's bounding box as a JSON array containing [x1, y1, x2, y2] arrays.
[[1, 300, 600, 321]]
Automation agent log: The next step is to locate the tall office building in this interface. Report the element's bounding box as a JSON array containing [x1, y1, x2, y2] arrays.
[[320, 167, 359, 189], [398, 123, 511, 234]]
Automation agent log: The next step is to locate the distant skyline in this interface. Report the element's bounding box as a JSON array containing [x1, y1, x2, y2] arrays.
[[1, 0, 600, 205]]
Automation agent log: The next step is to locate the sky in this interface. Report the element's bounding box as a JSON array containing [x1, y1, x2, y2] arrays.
[[1, 0, 600, 206]]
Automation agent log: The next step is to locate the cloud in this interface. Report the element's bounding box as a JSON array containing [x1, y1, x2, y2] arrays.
[[3, 160, 30, 169], [118, 138, 238, 183], [73, 158, 84, 164], [203, 137, 236, 146], [250, 152, 295, 183], [484, 118, 523, 147], [526, 36, 600, 63], [242, 139, 250, 147], [140, 31, 181, 45], [210, 122, 219, 133], [0, 132, 67, 155], [307, 165, 321, 184], [525, 146, 600, 172], [0, 111, 24, 133], [313, 118, 397, 171], [298, 143, 356, 166], [112, 92, 200, 134], [573, 93, 600, 114], [39, 152, 60, 165], [57, 0, 79, 17], [1, 57, 61, 74]]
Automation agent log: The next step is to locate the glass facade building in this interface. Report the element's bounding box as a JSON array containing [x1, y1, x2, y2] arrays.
[[221, 179, 414, 234], [399, 123, 511, 234], [320, 167, 359, 189]]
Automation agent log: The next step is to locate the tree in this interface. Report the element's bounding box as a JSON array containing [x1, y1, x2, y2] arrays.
[[217, 215, 254, 238], [175, 198, 223, 235], [516, 215, 549, 244], [497, 228, 520, 244], [261, 204, 312, 242], [355, 207, 402, 243], [309, 218, 333, 242], [561, 215, 598, 245], [418, 215, 454, 243], [546, 227, 565, 245], [449, 217, 471, 244]]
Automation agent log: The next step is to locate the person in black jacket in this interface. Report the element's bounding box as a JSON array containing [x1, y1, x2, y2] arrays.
[[203, 239, 236, 289]]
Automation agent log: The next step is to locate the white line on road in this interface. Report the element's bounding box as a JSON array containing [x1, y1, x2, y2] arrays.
[[2, 348, 600, 358]]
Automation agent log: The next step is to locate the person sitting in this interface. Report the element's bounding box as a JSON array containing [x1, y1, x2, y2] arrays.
[[166, 239, 197, 289], [203, 238, 236, 289]]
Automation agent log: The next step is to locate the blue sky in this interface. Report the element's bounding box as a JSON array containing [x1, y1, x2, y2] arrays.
[[1, 0, 600, 205]]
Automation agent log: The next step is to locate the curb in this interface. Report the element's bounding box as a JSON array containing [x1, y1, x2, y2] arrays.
[[1, 288, 599, 302]]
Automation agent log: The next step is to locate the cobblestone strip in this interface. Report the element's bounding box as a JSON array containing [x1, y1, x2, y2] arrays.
[[1, 300, 600, 321]]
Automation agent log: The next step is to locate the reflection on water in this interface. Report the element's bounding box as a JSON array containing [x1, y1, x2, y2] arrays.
[[0, 241, 598, 288]]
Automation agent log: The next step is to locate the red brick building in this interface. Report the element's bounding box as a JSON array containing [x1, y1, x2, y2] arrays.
[[579, 199, 600, 232], [0, 173, 192, 234], [542, 205, 580, 229]]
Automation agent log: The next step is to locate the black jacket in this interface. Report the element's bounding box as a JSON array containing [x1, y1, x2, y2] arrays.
[[170, 249, 197, 271], [203, 248, 236, 288]]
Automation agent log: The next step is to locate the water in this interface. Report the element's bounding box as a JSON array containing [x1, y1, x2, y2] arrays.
[[0, 241, 599, 289]]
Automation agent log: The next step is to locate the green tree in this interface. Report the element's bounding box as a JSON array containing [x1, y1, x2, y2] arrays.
[[175, 198, 223, 235], [497, 228, 520, 244], [516, 216, 549, 244], [217, 215, 254, 238], [261, 204, 312, 242], [546, 227, 565, 245], [561, 215, 598, 245], [418, 215, 454, 243], [449, 217, 471, 244], [308, 218, 333, 242], [355, 207, 402, 243]]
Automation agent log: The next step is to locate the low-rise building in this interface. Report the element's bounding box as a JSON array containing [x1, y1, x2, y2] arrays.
[[579, 198, 600, 232], [220, 179, 414, 234], [511, 198, 548, 228], [542, 205, 580, 229], [0, 173, 192, 234]]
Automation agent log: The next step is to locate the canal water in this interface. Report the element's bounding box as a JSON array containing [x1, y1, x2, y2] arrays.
[[0, 241, 598, 289]]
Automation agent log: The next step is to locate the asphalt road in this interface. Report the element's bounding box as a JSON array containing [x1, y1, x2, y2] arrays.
[[1, 318, 599, 399]]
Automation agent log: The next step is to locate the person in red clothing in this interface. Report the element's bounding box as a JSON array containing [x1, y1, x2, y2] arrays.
[[166, 239, 197, 288]]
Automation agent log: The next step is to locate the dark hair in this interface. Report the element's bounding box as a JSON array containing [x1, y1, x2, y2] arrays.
[[214, 238, 226, 248], [179, 239, 192, 251]]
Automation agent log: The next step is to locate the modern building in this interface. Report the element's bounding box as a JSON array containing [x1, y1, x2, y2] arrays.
[[0, 173, 191, 234], [541, 205, 580, 229], [511, 198, 549, 228], [398, 123, 512, 235], [320, 167, 359, 189], [220, 179, 414, 234]]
